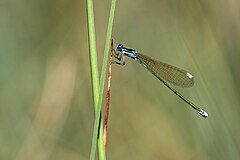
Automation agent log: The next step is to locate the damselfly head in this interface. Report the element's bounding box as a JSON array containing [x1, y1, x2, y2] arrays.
[[117, 44, 124, 51]]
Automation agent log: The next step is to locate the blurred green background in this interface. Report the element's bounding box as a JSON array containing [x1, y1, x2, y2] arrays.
[[1, 0, 240, 159]]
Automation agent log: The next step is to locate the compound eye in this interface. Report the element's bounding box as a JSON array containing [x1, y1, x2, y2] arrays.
[[117, 44, 123, 51]]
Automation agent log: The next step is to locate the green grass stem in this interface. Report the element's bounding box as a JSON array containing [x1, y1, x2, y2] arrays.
[[86, 0, 104, 159], [87, 0, 117, 159]]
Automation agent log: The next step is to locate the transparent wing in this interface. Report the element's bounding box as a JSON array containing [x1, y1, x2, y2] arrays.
[[137, 53, 194, 87]]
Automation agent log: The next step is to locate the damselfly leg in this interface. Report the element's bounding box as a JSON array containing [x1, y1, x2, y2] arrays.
[[111, 49, 125, 65]]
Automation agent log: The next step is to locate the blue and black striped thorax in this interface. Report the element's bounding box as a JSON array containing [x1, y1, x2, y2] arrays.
[[117, 44, 138, 59]]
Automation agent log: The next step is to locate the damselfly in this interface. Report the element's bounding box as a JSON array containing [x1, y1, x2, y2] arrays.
[[112, 44, 208, 118]]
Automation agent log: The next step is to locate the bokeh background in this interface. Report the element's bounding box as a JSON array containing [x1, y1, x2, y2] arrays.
[[1, 0, 240, 159]]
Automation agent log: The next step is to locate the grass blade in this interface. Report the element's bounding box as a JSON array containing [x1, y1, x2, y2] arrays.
[[89, 0, 117, 159]]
